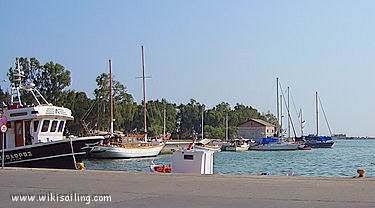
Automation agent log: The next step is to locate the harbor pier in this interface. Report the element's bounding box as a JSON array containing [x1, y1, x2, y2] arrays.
[[1, 168, 374, 208]]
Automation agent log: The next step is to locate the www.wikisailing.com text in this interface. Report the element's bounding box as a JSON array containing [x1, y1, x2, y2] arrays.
[[10, 191, 112, 205]]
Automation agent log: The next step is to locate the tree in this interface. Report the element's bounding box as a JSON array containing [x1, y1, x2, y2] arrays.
[[40, 61, 71, 105], [176, 99, 204, 139], [93, 73, 136, 133]]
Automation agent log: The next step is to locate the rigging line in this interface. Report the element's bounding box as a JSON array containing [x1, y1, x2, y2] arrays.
[[318, 94, 333, 136], [278, 82, 297, 138], [290, 90, 304, 136]]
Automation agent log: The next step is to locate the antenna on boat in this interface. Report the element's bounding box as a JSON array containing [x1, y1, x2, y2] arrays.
[[10, 58, 24, 106], [109, 59, 114, 135], [10, 58, 50, 107]]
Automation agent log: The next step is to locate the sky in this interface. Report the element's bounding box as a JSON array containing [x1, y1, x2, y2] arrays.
[[1, 0, 375, 137]]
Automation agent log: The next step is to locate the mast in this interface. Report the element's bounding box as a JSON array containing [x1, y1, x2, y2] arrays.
[[109, 59, 114, 135], [276, 78, 279, 136], [280, 94, 283, 137], [201, 109, 204, 140], [316, 91, 319, 136], [225, 111, 229, 142], [300, 109, 303, 137], [141, 46, 147, 141], [163, 103, 166, 139], [287, 87, 290, 138]]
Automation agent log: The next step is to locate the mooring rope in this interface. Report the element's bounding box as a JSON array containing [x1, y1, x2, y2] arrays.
[[69, 137, 78, 169]]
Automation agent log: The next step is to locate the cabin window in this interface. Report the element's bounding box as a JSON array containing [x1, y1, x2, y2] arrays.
[[58, 121, 65, 132], [184, 155, 194, 160], [50, 121, 58, 132], [41, 120, 50, 132], [33, 120, 39, 132]]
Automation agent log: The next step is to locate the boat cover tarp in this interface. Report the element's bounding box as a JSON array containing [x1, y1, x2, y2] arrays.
[[305, 135, 332, 141], [259, 137, 278, 143], [198, 138, 212, 145]]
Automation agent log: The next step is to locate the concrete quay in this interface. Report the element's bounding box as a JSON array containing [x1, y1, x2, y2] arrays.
[[1, 168, 374, 208]]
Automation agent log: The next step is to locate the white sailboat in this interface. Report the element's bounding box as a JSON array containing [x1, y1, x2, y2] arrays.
[[192, 109, 221, 152], [249, 78, 300, 151], [90, 49, 165, 158], [223, 138, 251, 152]]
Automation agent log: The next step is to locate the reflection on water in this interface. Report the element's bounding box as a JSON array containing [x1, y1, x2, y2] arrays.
[[84, 140, 375, 177]]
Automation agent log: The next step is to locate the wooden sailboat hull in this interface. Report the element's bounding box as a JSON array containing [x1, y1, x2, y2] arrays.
[[89, 143, 165, 158]]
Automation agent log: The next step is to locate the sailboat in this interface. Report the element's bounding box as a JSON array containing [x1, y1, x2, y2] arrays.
[[89, 49, 165, 158], [250, 78, 300, 151], [192, 109, 221, 152], [0, 58, 104, 169], [302, 92, 334, 148]]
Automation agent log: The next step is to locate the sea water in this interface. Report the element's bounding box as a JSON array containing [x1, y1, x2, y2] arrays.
[[84, 139, 375, 177]]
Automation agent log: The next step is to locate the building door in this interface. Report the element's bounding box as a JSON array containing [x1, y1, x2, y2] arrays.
[[15, 121, 24, 147]]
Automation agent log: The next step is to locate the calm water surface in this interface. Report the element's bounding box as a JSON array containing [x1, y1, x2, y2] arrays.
[[84, 139, 375, 177]]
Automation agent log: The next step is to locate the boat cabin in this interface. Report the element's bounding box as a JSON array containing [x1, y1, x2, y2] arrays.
[[0, 104, 73, 149]]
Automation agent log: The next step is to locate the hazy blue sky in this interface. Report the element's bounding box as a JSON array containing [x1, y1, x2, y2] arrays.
[[1, 1, 375, 137]]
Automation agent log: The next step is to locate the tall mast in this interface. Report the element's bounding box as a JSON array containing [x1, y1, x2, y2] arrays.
[[316, 91, 319, 136], [109, 59, 114, 135], [276, 77, 279, 136], [287, 87, 290, 138], [280, 94, 283, 137], [141, 46, 147, 140], [300, 109, 303, 137], [201, 109, 204, 140], [163, 103, 166, 138], [225, 111, 229, 142]]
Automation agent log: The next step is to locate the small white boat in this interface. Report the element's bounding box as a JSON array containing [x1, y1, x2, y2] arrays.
[[250, 137, 299, 151], [193, 139, 221, 152], [223, 138, 251, 152]]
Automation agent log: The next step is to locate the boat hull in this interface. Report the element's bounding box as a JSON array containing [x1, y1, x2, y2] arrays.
[[224, 145, 249, 152], [0, 136, 103, 169], [89, 143, 165, 158], [305, 141, 334, 148], [193, 145, 221, 152], [250, 143, 300, 151]]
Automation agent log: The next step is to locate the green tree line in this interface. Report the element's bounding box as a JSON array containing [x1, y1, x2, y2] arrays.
[[2, 57, 277, 139]]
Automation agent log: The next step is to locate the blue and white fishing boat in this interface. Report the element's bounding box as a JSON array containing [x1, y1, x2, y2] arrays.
[[0, 58, 103, 169]]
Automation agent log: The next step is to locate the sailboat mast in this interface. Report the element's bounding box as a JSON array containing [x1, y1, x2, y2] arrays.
[[280, 94, 283, 136], [163, 103, 166, 138], [276, 77, 279, 136], [316, 91, 319, 136], [141, 46, 147, 140], [109, 59, 114, 135], [201, 109, 204, 140], [225, 111, 229, 142], [287, 87, 290, 138], [300, 109, 303, 136]]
